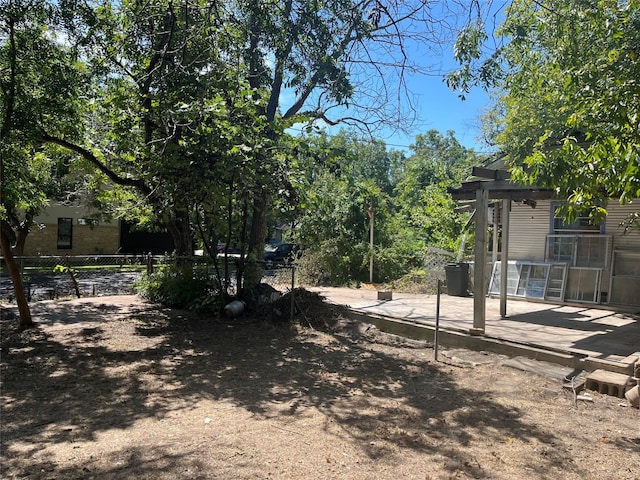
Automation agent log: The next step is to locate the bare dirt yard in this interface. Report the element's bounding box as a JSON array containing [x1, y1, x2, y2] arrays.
[[1, 292, 639, 480]]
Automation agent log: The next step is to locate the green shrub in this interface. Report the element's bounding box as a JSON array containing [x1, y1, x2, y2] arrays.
[[373, 247, 412, 283], [297, 243, 416, 286], [135, 263, 222, 312]]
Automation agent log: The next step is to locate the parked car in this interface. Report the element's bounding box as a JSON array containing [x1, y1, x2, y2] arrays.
[[217, 243, 240, 254], [264, 243, 298, 264]]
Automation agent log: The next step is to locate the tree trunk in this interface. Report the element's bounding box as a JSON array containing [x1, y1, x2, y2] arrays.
[[235, 192, 250, 297], [243, 188, 269, 297], [0, 227, 33, 328], [64, 258, 82, 298], [7, 209, 33, 257], [166, 210, 193, 257], [14, 226, 28, 257]]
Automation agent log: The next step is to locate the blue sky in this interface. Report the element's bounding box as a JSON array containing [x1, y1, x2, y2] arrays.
[[284, 43, 496, 156], [281, 3, 503, 157], [376, 28, 501, 155], [332, 2, 503, 156], [285, 71, 494, 155], [381, 75, 492, 154]]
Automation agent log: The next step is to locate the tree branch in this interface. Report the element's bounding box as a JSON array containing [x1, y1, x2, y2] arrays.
[[40, 133, 152, 196], [283, 28, 355, 120], [266, 0, 295, 121]]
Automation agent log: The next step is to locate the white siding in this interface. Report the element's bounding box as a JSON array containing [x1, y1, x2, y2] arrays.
[[605, 200, 640, 250], [501, 198, 639, 307], [604, 200, 640, 303], [507, 200, 550, 261]]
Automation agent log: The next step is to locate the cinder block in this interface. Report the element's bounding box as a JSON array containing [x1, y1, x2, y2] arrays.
[[377, 291, 392, 301], [585, 369, 632, 398]]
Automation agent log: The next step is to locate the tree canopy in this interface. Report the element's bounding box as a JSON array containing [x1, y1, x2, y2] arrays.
[[295, 129, 478, 284], [450, 0, 640, 224], [1, 0, 89, 326], [2, 0, 487, 318]]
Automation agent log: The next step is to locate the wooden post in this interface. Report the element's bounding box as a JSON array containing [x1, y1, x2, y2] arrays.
[[472, 187, 488, 334], [500, 199, 510, 318], [368, 198, 374, 284], [434, 279, 441, 361], [492, 202, 500, 264]]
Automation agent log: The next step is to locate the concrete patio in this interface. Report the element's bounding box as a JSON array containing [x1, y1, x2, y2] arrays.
[[312, 286, 640, 373]]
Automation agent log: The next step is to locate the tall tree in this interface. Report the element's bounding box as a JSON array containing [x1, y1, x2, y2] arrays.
[[450, 0, 640, 223], [393, 130, 477, 252], [295, 132, 396, 283], [233, 0, 477, 285], [1, 0, 86, 327], [296, 129, 477, 283], [47, 0, 252, 256]]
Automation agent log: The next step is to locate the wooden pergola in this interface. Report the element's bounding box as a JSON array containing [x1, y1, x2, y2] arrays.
[[448, 167, 555, 335]]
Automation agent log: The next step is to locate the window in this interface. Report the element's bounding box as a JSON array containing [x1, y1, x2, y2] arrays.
[[550, 202, 604, 235], [547, 202, 609, 268], [553, 215, 602, 234], [489, 261, 569, 300], [57, 217, 72, 249], [609, 250, 640, 307]]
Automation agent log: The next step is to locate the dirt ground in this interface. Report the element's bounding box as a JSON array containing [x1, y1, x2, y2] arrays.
[[1, 292, 639, 480]]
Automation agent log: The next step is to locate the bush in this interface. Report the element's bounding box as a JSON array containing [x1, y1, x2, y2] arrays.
[[295, 251, 327, 286], [297, 243, 417, 286], [135, 263, 222, 312], [295, 241, 368, 286], [372, 247, 412, 283]]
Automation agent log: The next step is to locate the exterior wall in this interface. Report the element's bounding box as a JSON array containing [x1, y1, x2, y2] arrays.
[[604, 201, 640, 306], [504, 198, 640, 307], [605, 201, 640, 250], [506, 199, 551, 261], [22, 203, 120, 256], [24, 224, 120, 256], [507, 199, 640, 259]]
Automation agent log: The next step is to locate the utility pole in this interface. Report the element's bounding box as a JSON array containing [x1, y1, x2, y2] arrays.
[[368, 197, 374, 283]]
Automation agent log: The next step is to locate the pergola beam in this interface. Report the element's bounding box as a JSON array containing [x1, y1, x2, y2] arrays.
[[450, 190, 555, 201], [471, 166, 511, 181], [449, 176, 555, 202], [448, 175, 555, 335]]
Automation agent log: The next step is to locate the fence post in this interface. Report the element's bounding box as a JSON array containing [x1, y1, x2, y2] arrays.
[[290, 265, 295, 321], [434, 279, 441, 361]]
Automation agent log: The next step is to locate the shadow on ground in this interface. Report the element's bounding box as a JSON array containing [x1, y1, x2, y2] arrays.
[[0, 295, 592, 479]]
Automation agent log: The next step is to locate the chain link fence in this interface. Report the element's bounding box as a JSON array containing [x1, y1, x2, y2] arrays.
[[1, 255, 151, 302], [0, 255, 297, 304]]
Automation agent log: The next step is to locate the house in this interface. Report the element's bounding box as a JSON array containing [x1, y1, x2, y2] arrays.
[[24, 203, 119, 256], [22, 203, 174, 256], [449, 167, 640, 334], [491, 198, 640, 308]]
